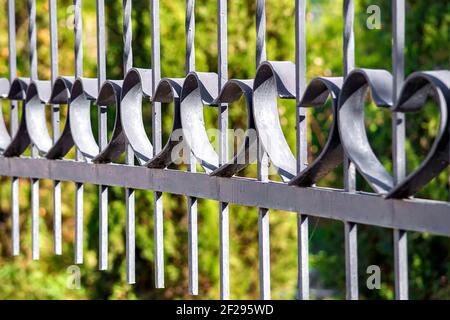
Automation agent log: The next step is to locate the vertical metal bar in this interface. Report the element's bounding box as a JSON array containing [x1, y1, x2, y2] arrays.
[[343, 0, 358, 300], [74, 181, 83, 264], [49, 0, 58, 85], [31, 154, 40, 260], [123, 0, 133, 73], [8, 0, 19, 257], [74, 0, 83, 77], [218, 0, 229, 300], [255, 0, 266, 66], [394, 229, 408, 299], [256, 0, 270, 300], [96, 1, 106, 86], [28, 0, 38, 81], [11, 176, 19, 256], [186, 0, 195, 74], [30, 160, 39, 262], [297, 214, 309, 299], [96, 0, 108, 271], [49, 0, 62, 256], [218, 202, 229, 299], [125, 185, 135, 283], [188, 194, 198, 294], [186, 0, 198, 295], [123, 0, 135, 284], [74, 0, 84, 265], [392, 0, 406, 183], [392, 0, 408, 300], [98, 119, 108, 272], [31, 173, 39, 260], [28, 0, 40, 260], [151, 0, 164, 289], [7, 0, 16, 87], [258, 208, 270, 300], [343, 0, 355, 78], [345, 221, 358, 299], [295, 0, 309, 300]]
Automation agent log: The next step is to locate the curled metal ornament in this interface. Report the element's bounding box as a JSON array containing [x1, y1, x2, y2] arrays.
[[289, 77, 344, 187], [24, 80, 53, 155], [69, 78, 100, 162], [8, 78, 29, 100], [146, 77, 184, 168], [93, 80, 125, 164], [252, 61, 297, 181], [210, 79, 257, 177], [338, 68, 394, 194], [46, 76, 75, 159], [120, 68, 153, 165], [386, 70, 450, 198], [3, 78, 31, 157], [180, 72, 219, 173], [0, 78, 11, 151]]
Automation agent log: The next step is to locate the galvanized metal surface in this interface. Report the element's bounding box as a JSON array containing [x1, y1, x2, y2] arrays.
[[342, 0, 358, 300], [0, 157, 449, 236], [0, 0, 448, 300]]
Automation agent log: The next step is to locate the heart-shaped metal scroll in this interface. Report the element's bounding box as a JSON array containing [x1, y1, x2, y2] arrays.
[[146, 78, 184, 168], [93, 80, 126, 164], [3, 78, 31, 157], [180, 72, 219, 173], [252, 61, 297, 181], [338, 68, 394, 194], [69, 77, 100, 162], [0, 78, 11, 151], [24, 80, 53, 155], [120, 68, 153, 165], [289, 77, 344, 187], [386, 70, 450, 198], [210, 79, 257, 177], [46, 76, 76, 159]]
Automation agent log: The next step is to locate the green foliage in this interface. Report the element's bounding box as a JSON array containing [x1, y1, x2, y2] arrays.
[[0, 0, 448, 300]]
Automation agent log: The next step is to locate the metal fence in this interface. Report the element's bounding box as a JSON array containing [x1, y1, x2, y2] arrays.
[[0, 0, 449, 300]]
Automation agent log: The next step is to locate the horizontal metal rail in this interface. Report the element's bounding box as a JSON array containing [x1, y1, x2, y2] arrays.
[[0, 157, 448, 237]]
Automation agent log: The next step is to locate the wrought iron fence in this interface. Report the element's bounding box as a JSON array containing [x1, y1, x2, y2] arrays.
[[0, 0, 449, 300]]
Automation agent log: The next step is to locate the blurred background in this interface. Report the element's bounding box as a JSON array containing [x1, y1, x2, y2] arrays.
[[0, 0, 448, 299]]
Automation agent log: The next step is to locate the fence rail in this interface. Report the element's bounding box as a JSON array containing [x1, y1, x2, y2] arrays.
[[0, 0, 449, 300]]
